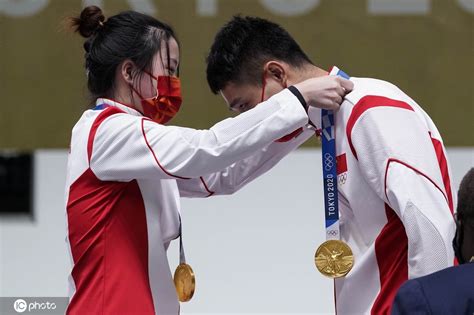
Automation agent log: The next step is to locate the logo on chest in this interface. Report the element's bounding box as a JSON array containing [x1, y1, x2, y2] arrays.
[[337, 153, 348, 185]]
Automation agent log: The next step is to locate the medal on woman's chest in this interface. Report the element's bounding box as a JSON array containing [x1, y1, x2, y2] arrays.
[[173, 217, 196, 302], [174, 263, 195, 302]]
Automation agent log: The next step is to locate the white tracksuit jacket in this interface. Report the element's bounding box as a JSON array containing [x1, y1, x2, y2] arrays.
[[305, 67, 456, 314], [64, 89, 312, 315]]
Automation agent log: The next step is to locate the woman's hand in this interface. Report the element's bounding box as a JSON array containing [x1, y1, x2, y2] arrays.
[[294, 75, 354, 110]]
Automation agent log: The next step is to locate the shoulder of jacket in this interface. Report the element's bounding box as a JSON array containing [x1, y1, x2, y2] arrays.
[[345, 77, 403, 105]]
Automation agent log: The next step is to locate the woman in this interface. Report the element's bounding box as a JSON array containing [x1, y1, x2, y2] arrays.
[[65, 6, 352, 315]]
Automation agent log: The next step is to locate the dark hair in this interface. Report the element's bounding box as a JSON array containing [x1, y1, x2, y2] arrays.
[[70, 6, 178, 99], [206, 16, 312, 94], [457, 168, 474, 222]]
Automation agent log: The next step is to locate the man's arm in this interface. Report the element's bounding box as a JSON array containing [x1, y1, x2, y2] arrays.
[[177, 128, 314, 197], [349, 96, 456, 278]]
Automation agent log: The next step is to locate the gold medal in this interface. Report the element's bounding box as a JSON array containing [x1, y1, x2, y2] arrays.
[[314, 240, 354, 278], [173, 263, 195, 302]]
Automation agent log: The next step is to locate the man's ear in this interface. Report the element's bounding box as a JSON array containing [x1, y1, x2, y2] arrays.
[[120, 60, 135, 86], [263, 61, 288, 86]]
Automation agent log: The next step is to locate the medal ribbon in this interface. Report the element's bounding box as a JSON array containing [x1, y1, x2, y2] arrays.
[[321, 67, 350, 241], [178, 215, 187, 264]]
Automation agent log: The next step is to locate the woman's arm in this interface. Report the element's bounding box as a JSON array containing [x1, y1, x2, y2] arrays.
[[176, 128, 314, 197], [89, 89, 308, 181]]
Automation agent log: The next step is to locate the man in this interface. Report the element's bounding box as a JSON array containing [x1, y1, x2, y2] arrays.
[[206, 16, 456, 314], [392, 168, 474, 314]]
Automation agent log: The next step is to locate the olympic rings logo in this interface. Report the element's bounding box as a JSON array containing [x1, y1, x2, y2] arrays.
[[324, 153, 334, 171], [327, 230, 339, 236], [338, 173, 347, 185]]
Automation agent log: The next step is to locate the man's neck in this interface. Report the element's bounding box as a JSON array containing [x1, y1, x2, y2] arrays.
[[289, 64, 327, 85]]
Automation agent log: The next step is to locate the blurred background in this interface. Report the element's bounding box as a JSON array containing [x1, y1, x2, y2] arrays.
[[0, 0, 473, 314]]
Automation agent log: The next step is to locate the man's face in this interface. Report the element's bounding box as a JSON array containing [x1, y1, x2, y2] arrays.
[[220, 79, 286, 114]]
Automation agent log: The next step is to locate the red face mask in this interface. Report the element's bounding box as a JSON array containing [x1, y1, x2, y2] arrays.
[[133, 72, 182, 124], [261, 74, 303, 142]]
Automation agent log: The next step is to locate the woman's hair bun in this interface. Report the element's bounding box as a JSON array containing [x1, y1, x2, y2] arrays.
[[70, 6, 105, 38]]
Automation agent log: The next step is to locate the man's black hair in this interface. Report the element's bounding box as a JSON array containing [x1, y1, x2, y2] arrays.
[[452, 168, 474, 264], [206, 16, 313, 94], [457, 168, 474, 222]]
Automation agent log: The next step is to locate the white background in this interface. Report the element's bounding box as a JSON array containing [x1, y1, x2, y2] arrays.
[[0, 148, 472, 314]]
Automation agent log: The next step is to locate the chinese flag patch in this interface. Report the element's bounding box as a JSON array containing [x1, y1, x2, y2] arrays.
[[336, 153, 348, 175]]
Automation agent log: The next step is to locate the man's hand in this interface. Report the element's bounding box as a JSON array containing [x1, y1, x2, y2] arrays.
[[294, 76, 354, 110]]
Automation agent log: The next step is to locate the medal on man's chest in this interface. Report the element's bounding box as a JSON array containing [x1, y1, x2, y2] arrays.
[[315, 67, 354, 279], [315, 239, 354, 278]]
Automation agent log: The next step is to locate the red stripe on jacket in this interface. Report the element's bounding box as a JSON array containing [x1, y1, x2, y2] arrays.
[[67, 108, 155, 314], [346, 96, 414, 160]]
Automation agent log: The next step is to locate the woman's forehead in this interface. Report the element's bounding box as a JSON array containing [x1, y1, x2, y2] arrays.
[[162, 38, 180, 60], [152, 38, 179, 68]]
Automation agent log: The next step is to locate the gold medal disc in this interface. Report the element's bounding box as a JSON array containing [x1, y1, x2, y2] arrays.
[[314, 240, 354, 278], [173, 263, 195, 302]]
